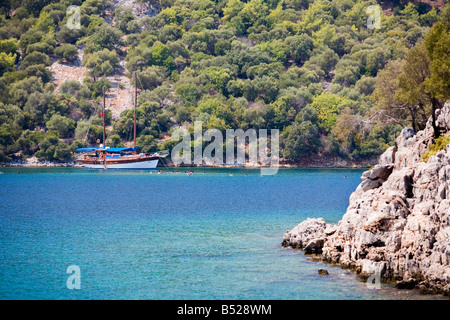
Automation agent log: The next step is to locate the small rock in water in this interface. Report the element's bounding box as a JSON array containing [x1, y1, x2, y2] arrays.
[[318, 269, 329, 276]]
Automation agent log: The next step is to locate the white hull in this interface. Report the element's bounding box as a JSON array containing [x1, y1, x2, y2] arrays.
[[82, 159, 159, 169]]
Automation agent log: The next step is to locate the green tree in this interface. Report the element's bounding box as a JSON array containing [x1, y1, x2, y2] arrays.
[[24, 64, 52, 83], [134, 66, 168, 90], [222, 0, 244, 23], [200, 66, 232, 93], [136, 135, 157, 154], [333, 58, 361, 86], [23, 0, 53, 16], [88, 24, 123, 51], [16, 130, 46, 157], [175, 81, 202, 105], [331, 107, 361, 155], [284, 34, 314, 65], [35, 133, 73, 161], [19, 29, 44, 51], [424, 7, 450, 103], [0, 52, 16, 76], [83, 49, 119, 80], [10, 76, 45, 109], [304, 46, 338, 74], [239, 0, 269, 31], [54, 44, 78, 62], [19, 51, 50, 70], [59, 80, 83, 96], [0, 39, 19, 55], [89, 78, 112, 97], [309, 92, 352, 132], [56, 25, 83, 44], [355, 76, 376, 96], [34, 10, 54, 33], [151, 42, 174, 70], [283, 121, 321, 159], [396, 45, 430, 124], [46, 114, 76, 139], [312, 23, 336, 47]]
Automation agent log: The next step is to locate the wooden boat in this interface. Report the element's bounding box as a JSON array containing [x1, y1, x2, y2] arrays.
[[76, 72, 167, 169], [76, 147, 166, 169]]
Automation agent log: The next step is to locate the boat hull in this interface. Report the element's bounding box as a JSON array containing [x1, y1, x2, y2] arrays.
[[77, 157, 159, 170]]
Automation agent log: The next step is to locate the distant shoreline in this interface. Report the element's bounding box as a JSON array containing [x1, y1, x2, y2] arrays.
[[1, 154, 377, 169], [1, 161, 80, 168], [0, 162, 373, 169]]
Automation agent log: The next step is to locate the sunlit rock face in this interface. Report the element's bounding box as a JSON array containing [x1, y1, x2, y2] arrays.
[[284, 101, 450, 296]]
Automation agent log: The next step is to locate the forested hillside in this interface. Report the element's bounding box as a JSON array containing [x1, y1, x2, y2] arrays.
[[0, 0, 448, 165]]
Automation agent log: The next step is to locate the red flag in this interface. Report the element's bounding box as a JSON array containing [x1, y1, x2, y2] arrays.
[[100, 112, 104, 117]]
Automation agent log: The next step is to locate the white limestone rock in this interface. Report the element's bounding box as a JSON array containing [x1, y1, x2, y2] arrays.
[[284, 101, 450, 296]]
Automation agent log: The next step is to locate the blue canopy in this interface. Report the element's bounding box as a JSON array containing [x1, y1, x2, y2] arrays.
[[105, 147, 137, 153], [76, 147, 103, 152], [76, 147, 137, 153]]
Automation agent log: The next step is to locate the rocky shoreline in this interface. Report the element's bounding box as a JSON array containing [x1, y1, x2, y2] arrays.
[[1, 156, 376, 169], [283, 102, 450, 297], [0, 156, 79, 167]]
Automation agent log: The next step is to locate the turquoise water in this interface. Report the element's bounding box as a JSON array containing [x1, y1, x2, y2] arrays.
[[0, 167, 442, 300]]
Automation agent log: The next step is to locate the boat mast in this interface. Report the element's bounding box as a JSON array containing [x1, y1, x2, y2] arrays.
[[134, 71, 137, 155], [102, 86, 106, 147], [102, 86, 107, 170]]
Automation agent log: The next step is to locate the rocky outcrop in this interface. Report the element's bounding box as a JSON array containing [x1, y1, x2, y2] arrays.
[[281, 154, 378, 168], [283, 101, 450, 296], [282, 218, 327, 250]]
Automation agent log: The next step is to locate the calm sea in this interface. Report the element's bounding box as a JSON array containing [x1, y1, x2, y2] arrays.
[[0, 167, 443, 300]]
